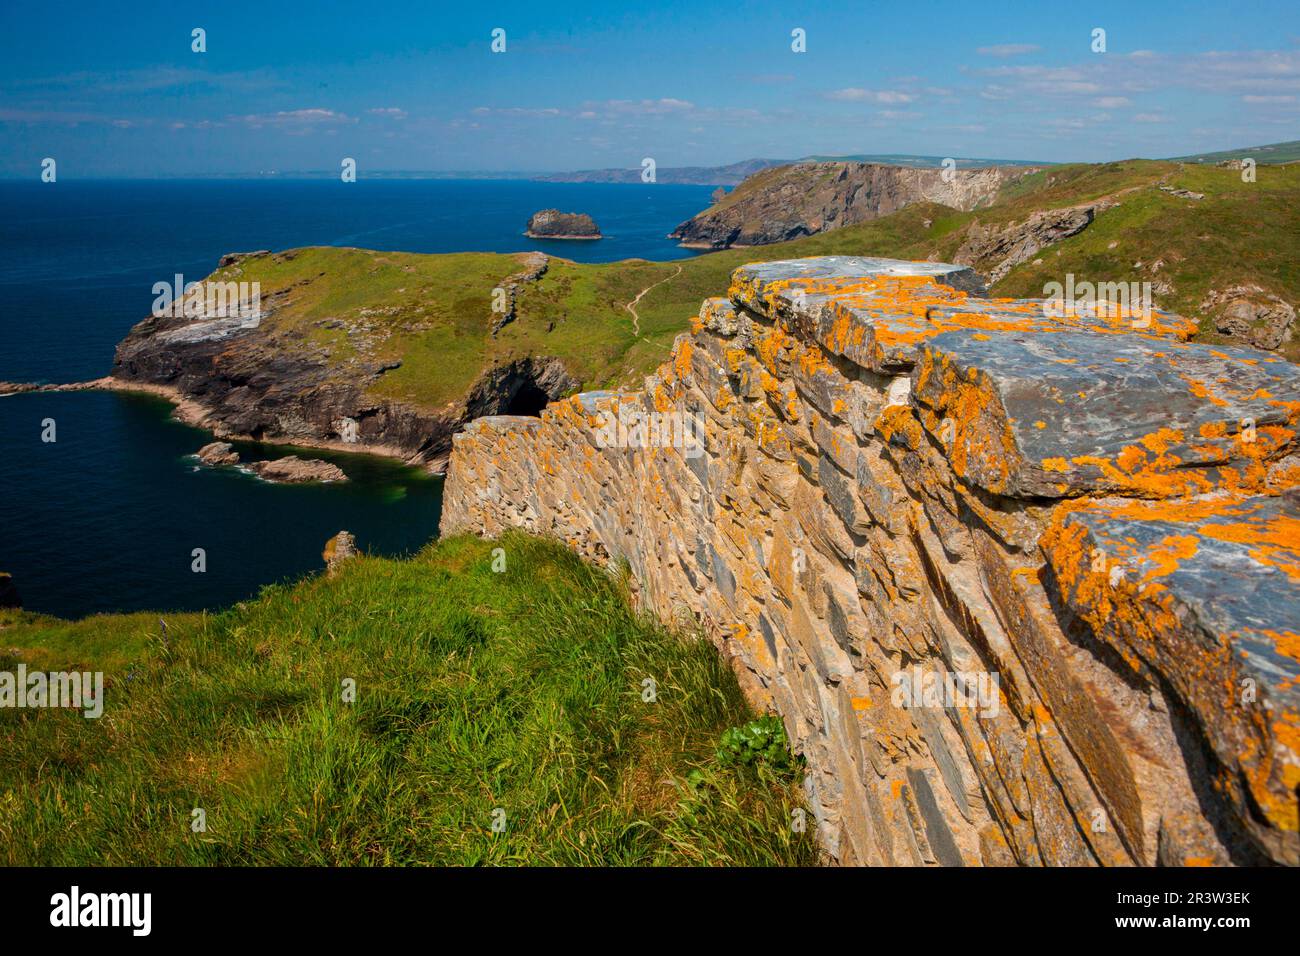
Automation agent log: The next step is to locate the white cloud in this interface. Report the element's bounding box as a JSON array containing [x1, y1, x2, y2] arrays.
[[824, 88, 917, 103], [471, 106, 563, 118], [977, 44, 1041, 57], [232, 108, 355, 129], [599, 98, 694, 114], [972, 48, 1300, 101], [367, 107, 408, 119]]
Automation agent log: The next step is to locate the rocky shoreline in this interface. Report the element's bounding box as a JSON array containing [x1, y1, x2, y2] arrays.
[[1, 376, 427, 472], [2, 350, 579, 477]]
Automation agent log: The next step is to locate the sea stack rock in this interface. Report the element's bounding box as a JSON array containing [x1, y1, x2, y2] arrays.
[[197, 441, 241, 466], [248, 455, 348, 483], [0, 572, 20, 609], [525, 209, 601, 240]]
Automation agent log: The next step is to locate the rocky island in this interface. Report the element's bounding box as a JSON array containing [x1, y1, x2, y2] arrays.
[[195, 441, 346, 482], [525, 209, 602, 240], [196, 441, 240, 466], [247, 455, 348, 483], [108, 247, 582, 474]]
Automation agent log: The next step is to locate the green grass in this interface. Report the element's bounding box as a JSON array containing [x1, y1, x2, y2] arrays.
[[0, 533, 815, 866], [1169, 139, 1300, 165]]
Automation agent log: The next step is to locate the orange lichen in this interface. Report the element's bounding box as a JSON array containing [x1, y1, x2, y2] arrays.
[[673, 339, 693, 380]]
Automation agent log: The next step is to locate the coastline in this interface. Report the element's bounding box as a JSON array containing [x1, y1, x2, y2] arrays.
[[0, 376, 447, 475], [523, 231, 602, 240]]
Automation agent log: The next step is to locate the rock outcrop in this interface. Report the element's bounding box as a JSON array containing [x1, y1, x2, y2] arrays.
[[323, 530, 358, 573], [669, 162, 1038, 249], [952, 204, 1101, 283], [444, 255, 1300, 867], [491, 252, 549, 335], [1202, 285, 1296, 352], [218, 250, 271, 268], [196, 441, 240, 466], [525, 209, 601, 240], [247, 455, 347, 483]]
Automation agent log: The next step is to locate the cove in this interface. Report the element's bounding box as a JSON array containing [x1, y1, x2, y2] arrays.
[[0, 390, 443, 618]]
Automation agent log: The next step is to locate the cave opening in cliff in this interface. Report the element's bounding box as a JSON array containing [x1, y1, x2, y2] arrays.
[[504, 378, 551, 417]]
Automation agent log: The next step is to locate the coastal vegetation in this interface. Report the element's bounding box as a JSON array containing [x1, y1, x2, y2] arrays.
[[0, 533, 815, 866]]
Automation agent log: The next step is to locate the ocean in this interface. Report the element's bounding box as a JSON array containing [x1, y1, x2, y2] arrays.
[[0, 179, 713, 617]]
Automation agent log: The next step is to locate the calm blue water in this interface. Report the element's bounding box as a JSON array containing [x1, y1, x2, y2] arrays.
[[0, 180, 713, 617]]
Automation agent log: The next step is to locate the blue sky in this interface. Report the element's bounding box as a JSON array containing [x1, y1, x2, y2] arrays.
[[0, 0, 1297, 176]]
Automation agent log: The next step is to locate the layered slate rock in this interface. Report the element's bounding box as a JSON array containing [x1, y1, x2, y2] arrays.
[[445, 255, 1300, 867], [728, 256, 1197, 376], [911, 329, 1300, 499], [1042, 492, 1300, 863]]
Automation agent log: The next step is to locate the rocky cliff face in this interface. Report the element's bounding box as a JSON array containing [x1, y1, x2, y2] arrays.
[[111, 254, 578, 471], [113, 304, 460, 467], [444, 255, 1300, 866], [669, 163, 1037, 249]]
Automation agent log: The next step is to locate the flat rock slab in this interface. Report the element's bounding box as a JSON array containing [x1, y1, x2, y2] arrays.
[[462, 415, 546, 433], [728, 257, 1193, 374], [732, 256, 987, 296], [1041, 492, 1300, 858], [911, 328, 1300, 498]]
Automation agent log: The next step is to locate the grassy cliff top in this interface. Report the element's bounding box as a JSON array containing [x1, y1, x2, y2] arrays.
[[198, 158, 1300, 411], [0, 533, 814, 866], [1170, 139, 1300, 165]]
